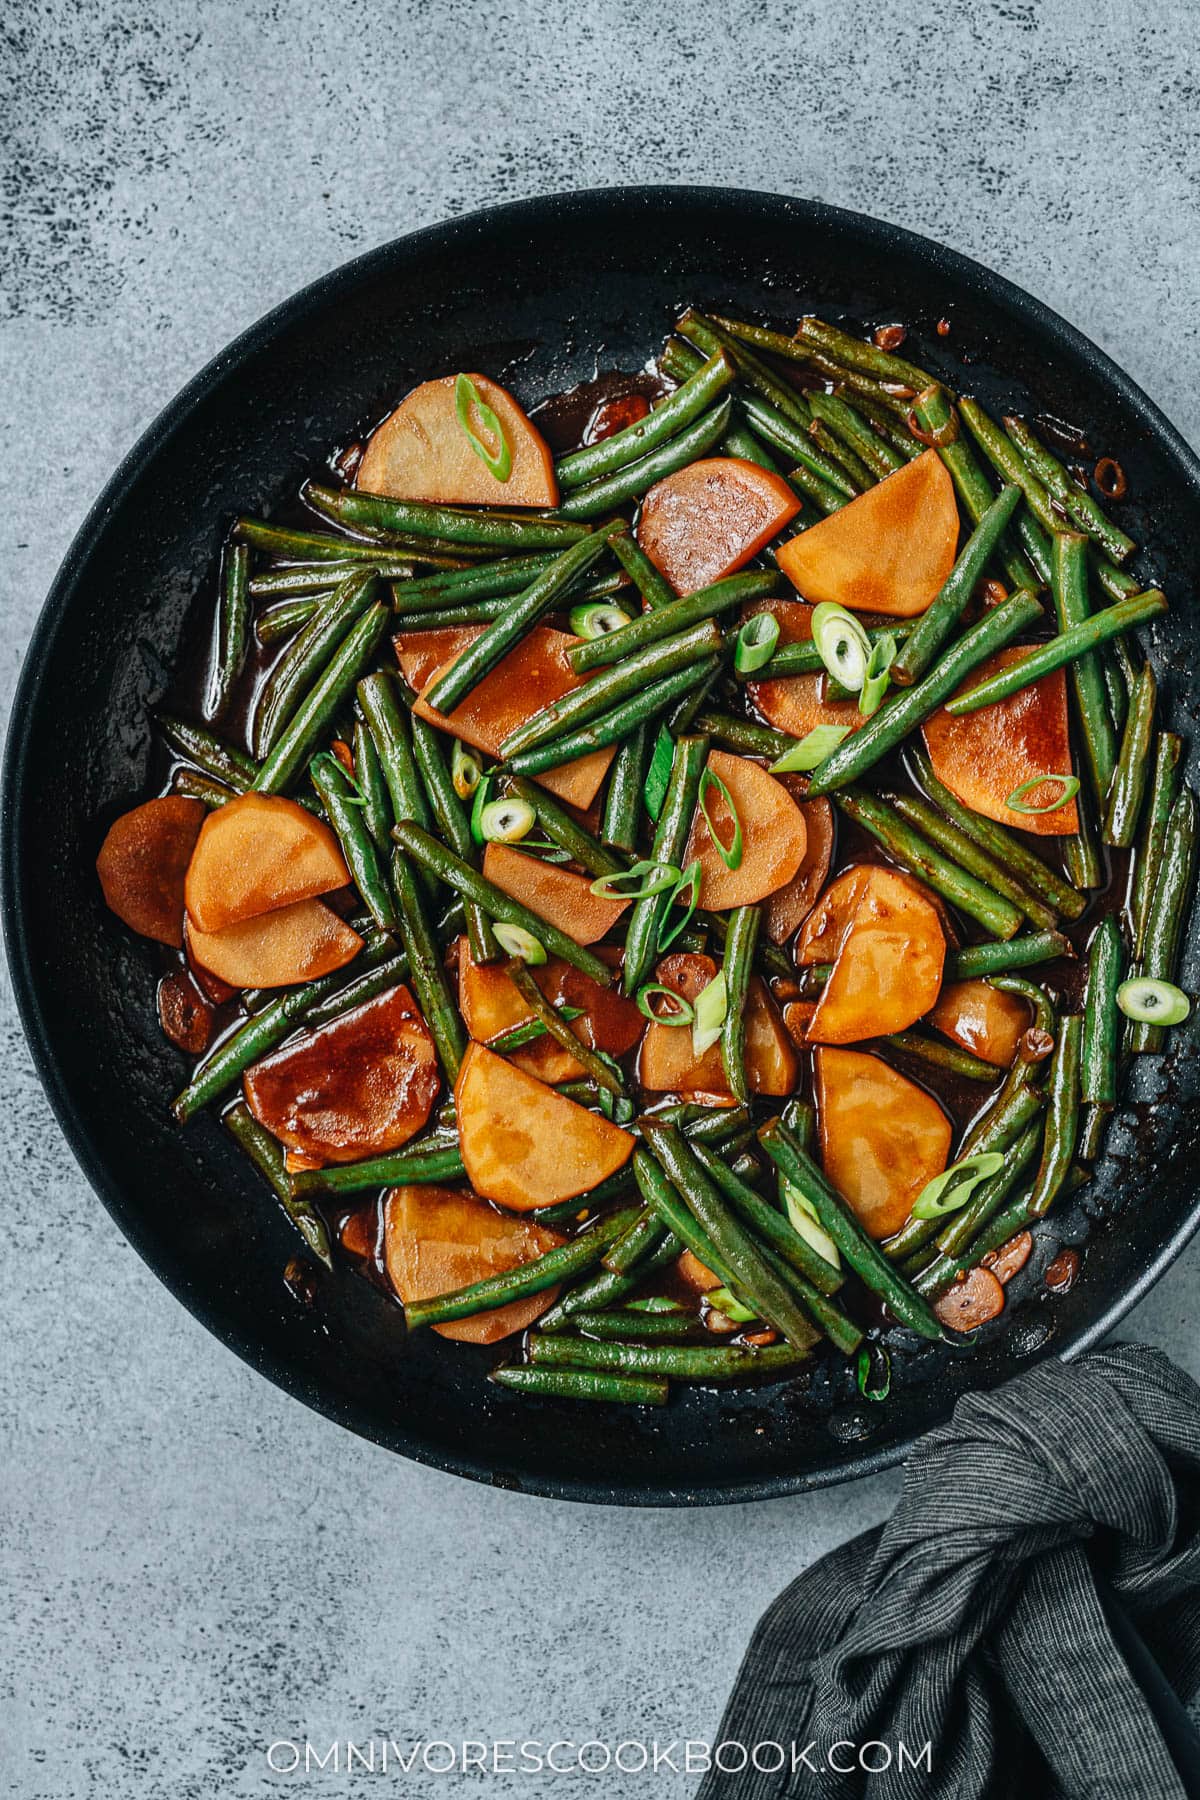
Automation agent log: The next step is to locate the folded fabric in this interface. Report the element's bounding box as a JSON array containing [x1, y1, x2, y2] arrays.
[[697, 1344, 1200, 1799]]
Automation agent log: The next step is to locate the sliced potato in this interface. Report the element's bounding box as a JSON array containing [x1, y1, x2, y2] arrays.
[[928, 978, 1031, 1068], [922, 647, 1077, 835], [188, 898, 362, 990], [384, 1184, 564, 1343], [763, 792, 835, 943], [638, 952, 798, 1097], [805, 865, 946, 1044], [184, 791, 349, 933], [681, 750, 808, 911], [776, 448, 959, 617], [456, 939, 643, 1083], [481, 843, 629, 945], [244, 984, 440, 1163], [403, 623, 615, 810], [815, 1045, 952, 1238], [96, 795, 206, 947], [455, 1042, 635, 1211], [358, 373, 558, 508], [635, 456, 801, 596]]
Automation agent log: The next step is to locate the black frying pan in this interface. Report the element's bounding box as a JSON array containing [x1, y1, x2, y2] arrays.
[[5, 187, 1199, 1506]]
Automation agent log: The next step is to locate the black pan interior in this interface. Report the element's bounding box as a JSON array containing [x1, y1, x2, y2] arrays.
[[5, 187, 1200, 1505]]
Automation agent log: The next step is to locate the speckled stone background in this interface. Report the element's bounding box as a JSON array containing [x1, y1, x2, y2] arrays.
[[3, 3, 1200, 1795]]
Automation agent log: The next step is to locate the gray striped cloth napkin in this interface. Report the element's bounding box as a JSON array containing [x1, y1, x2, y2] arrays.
[[697, 1345, 1200, 1798]]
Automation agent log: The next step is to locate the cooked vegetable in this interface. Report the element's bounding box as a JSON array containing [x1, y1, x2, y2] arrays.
[[244, 985, 439, 1163], [188, 899, 362, 990], [1118, 977, 1190, 1027], [1104, 661, 1157, 848], [928, 979, 1031, 1068], [922, 649, 1078, 835], [944, 591, 1168, 715], [890, 485, 1021, 685], [762, 794, 834, 943], [681, 750, 807, 911], [96, 796, 206, 947], [801, 864, 945, 1044], [1130, 789, 1198, 1052], [1131, 733, 1184, 959], [384, 1185, 565, 1344], [457, 939, 641, 1082], [357, 373, 557, 507], [455, 1043, 635, 1211], [635, 456, 800, 596], [481, 843, 628, 945], [776, 450, 959, 618], [185, 792, 349, 933], [814, 1047, 952, 1238], [1028, 1015, 1083, 1217], [556, 350, 736, 490], [1081, 918, 1125, 1104], [638, 952, 797, 1098], [933, 1266, 1006, 1332]]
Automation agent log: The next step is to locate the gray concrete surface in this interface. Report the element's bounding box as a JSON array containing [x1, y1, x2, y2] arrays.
[[3, 2, 1199, 1794]]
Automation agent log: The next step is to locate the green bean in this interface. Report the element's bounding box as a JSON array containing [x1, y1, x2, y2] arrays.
[[571, 1308, 703, 1341], [608, 527, 676, 610], [883, 1032, 998, 1082], [310, 751, 397, 932], [602, 722, 650, 855], [1130, 787, 1199, 1052], [502, 621, 724, 757], [1080, 917, 1123, 1107], [506, 960, 623, 1095], [911, 386, 1042, 592], [892, 486, 1022, 687], [890, 793, 1058, 930], [807, 588, 1043, 794], [392, 598, 511, 629], [291, 1136, 466, 1198], [807, 418, 874, 490], [158, 713, 256, 792], [253, 601, 389, 795], [392, 820, 614, 985], [506, 657, 720, 776], [1131, 733, 1184, 958], [1050, 532, 1117, 805], [389, 553, 557, 612], [254, 569, 378, 758], [1104, 661, 1157, 848], [303, 951, 410, 1029], [934, 1120, 1044, 1260], [251, 561, 404, 598], [489, 1006, 584, 1054], [758, 1120, 945, 1341], [351, 718, 391, 854], [568, 571, 778, 675], [539, 1227, 682, 1329], [958, 403, 1132, 601], [356, 672, 436, 840], [806, 389, 903, 478], [528, 1332, 810, 1380], [833, 788, 1025, 938], [390, 846, 466, 1081], [206, 541, 250, 720], [678, 311, 813, 430], [691, 711, 793, 760], [1078, 1104, 1108, 1164], [602, 1207, 670, 1275], [555, 398, 733, 520], [557, 351, 736, 489], [424, 528, 613, 713], [1003, 415, 1135, 566], [909, 747, 1086, 918], [255, 594, 325, 643], [944, 590, 1166, 716], [913, 1189, 1038, 1298], [304, 481, 594, 551], [409, 711, 496, 963], [171, 768, 234, 809], [720, 906, 760, 1104], [223, 1101, 332, 1268], [1028, 1015, 1083, 1216], [690, 1143, 842, 1297], [641, 1120, 830, 1350], [623, 735, 708, 994], [491, 1365, 669, 1404], [235, 518, 460, 567], [744, 623, 914, 682], [1064, 779, 1104, 892], [988, 973, 1055, 1041], [405, 1209, 638, 1329], [795, 314, 933, 393], [508, 778, 623, 879]]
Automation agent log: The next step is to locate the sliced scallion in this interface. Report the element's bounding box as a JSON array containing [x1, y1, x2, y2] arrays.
[[810, 601, 872, 691], [479, 796, 537, 843], [691, 968, 727, 1055], [1116, 976, 1191, 1026], [910, 1151, 1005, 1220], [657, 859, 702, 952], [698, 765, 743, 871], [451, 740, 482, 800], [589, 859, 679, 901], [769, 724, 852, 774], [1004, 773, 1081, 815], [643, 725, 674, 820], [733, 612, 781, 674], [782, 1180, 841, 1269], [636, 983, 696, 1027], [569, 600, 633, 640], [493, 922, 547, 964], [858, 632, 897, 718], [454, 374, 512, 482]]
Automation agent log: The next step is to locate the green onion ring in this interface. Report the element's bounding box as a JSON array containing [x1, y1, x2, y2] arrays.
[[698, 766, 744, 871], [911, 1151, 1005, 1220], [810, 601, 872, 691], [493, 922, 546, 964], [733, 612, 781, 674], [454, 374, 513, 482], [636, 983, 696, 1027], [568, 600, 633, 640], [1116, 976, 1191, 1026], [769, 724, 852, 775], [1004, 773, 1081, 815], [479, 796, 537, 843], [657, 859, 702, 952], [589, 859, 680, 901]]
